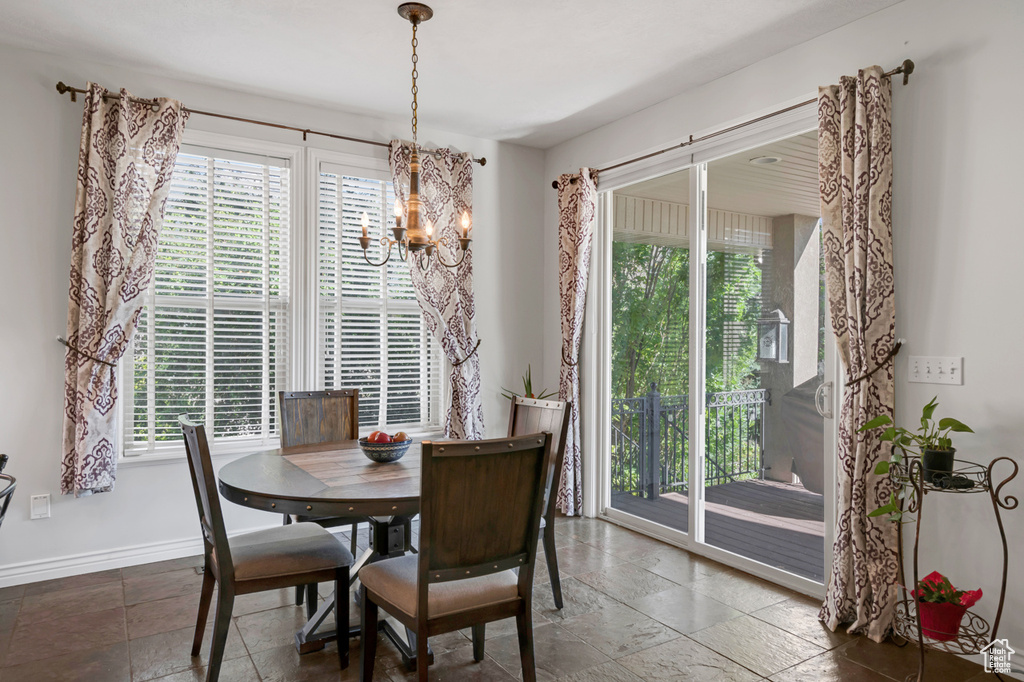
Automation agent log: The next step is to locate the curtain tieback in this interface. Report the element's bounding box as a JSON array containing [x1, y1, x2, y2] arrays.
[[562, 346, 579, 368], [57, 336, 115, 368], [452, 339, 481, 367], [847, 339, 903, 386]]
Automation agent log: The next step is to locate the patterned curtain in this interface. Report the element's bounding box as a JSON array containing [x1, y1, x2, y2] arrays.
[[817, 66, 898, 642], [555, 170, 598, 516], [388, 142, 484, 439], [61, 84, 188, 496]]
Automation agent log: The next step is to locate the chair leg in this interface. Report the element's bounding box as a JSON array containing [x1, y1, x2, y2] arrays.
[[206, 584, 234, 682], [516, 608, 536, 682], [360, 586, 378, 682], [350, 521, 359, 556], [305, 583, 318, 620], [542, 525, 563, 609], [471, 624, 485, 662], [335, 568, 350, 669], [191, 560, 216, 656], [416, 626, 430, 682]]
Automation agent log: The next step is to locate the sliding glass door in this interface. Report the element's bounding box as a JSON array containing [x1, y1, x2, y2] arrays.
[[605, 130, 833, 587], [609, 168, 691, 535]]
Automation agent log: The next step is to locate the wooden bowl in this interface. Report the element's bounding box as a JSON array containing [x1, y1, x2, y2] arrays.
[[358, 437, 412, 463]]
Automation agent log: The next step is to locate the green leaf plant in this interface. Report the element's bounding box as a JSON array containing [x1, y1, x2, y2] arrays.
[[501, 365, 557, 401], [860, 396, 974, 522]]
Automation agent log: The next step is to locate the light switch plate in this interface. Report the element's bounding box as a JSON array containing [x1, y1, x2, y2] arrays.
[[30, 494, 50, 519], [908, 356, 963, 385]]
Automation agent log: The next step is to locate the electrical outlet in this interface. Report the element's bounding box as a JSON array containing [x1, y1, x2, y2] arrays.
[[30, 494, 50, 519], [908, 356, 963, 385]]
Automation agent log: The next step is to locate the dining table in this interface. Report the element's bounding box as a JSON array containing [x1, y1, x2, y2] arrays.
[[217, 439, 430, 670]]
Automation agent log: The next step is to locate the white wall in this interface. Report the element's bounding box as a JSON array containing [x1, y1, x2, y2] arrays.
[[0, 43, 545, 582], [543, 0, 1024, 654]]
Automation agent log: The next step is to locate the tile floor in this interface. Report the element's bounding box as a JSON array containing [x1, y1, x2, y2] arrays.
[[0, 516, 1013, 681]]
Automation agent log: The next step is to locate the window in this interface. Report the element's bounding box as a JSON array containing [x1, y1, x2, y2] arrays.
[[317, 163, 442, 431], [122, 145, 291, 455]]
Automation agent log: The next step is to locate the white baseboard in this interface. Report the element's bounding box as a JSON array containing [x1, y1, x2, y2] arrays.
[[0, 524, 280, 589]]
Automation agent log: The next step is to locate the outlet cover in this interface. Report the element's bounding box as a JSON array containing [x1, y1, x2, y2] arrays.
[[30, 494, 50, 519], [908, 356, 963, 385]]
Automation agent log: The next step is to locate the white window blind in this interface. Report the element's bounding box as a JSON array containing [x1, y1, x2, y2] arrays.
[[317, 166, 442, 430], [122, 148, 290, 454]]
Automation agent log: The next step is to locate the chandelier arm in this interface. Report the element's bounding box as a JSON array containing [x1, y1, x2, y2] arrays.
[[433, 247, 467, 269], [362, 241, 394, 267]]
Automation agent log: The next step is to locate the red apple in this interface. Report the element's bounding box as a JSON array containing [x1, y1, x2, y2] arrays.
[[369, 431, 393, 444]]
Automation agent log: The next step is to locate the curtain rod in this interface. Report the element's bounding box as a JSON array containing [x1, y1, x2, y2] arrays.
[[550, 59, 914, 189], [55, 81, 486, 166]]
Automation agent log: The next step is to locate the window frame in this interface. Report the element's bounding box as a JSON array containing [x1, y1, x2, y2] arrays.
[[309, 148, 446, 433], [118, 130, 304, 463], [118, 133, 445, 465]]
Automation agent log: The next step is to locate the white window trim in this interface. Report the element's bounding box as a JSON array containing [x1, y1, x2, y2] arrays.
[[119, 130, 304, 465], [307, 147, 447, 433]]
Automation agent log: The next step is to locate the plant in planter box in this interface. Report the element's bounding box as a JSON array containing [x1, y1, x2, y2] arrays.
[[861, 397, 974, 520], [911, 571, 982, 641]]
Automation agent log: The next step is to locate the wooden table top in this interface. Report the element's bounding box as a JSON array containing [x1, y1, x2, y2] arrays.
[[217, 440, 421, 518]]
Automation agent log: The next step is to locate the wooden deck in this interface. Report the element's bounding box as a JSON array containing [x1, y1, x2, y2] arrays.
[[611, 479, 825, 582]]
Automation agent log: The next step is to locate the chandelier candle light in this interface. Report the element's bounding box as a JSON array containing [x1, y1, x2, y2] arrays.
[[358, 3, 473, 270]]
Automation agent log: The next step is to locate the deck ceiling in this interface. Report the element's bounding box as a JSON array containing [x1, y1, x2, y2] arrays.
[[0, 1, 900, 148], [618, 131, 820, 218]]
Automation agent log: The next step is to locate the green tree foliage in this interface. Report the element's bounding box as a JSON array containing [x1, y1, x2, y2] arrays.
[[612, 241, 763, 400]]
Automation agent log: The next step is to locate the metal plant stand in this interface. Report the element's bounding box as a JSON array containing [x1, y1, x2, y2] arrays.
[[890, 455, 1018, 681]]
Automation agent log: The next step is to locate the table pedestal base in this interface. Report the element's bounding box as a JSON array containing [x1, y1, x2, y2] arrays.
[[293, 515, 433, 671]]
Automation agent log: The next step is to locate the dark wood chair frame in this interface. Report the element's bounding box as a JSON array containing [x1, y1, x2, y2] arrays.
[[278, 389, 366, 607], [360, 433, 555, 682], [507, 397, 572, 609], [180, 416, 351, 681], [0, 454, 15, 532]]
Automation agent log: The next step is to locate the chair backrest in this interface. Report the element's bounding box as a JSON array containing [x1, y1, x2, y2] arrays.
[[0, 472, 15, 531], [278, 390, 360, 447], [507, 398, 571, 520], [417, 434, 554, 604], [179, 416, 233, 578]]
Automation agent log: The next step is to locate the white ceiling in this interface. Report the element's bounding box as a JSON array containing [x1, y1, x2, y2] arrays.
[[0, 1, 900, 148], [620, 131, 820, 217]]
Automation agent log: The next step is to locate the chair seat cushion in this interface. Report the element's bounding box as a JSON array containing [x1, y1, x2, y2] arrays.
[[227, 522, 352, 582], [359, 555, 519, 620]]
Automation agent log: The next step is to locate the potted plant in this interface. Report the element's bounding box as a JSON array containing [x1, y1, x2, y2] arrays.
[[861, 396, 974, 485], [501, 365, 556, 401], [912, 571, 982, 641]]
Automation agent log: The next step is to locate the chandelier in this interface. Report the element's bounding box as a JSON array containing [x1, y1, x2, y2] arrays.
[[359, 3, 472, 270]]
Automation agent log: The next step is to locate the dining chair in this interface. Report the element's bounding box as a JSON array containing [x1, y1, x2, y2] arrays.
[[358, 433, 555, 682], [278, 389, 366, 607], [0, 455, 15, 532], [179, 416, 353, 682], [508, 397, 571, 609]]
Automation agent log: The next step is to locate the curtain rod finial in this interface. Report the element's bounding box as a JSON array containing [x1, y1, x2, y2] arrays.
[[901, 59, 915, 85], [478, 157, 486, 166]]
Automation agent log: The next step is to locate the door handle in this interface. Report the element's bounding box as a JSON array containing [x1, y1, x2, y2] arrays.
[[815, 381, 834, 419]]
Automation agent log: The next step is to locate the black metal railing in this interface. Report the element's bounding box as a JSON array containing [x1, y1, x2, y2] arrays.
[[611, 384, 768, 499]]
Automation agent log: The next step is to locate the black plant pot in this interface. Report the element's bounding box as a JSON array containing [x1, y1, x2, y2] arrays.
[[922, 448, 956, 485]]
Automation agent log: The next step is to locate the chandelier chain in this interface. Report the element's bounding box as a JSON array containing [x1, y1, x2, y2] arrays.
[[410, 21, 419, 145]]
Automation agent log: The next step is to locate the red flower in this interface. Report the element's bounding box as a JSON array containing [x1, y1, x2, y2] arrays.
[[959, 589, 983, 608]]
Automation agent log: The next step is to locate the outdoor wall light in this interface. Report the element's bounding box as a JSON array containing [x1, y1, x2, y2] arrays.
[[757, 309, 790, 363]]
